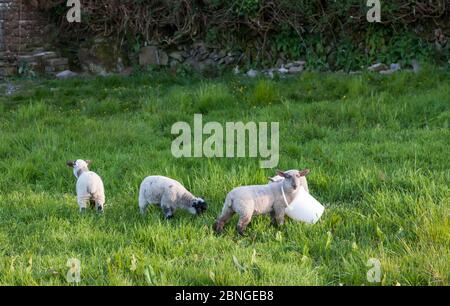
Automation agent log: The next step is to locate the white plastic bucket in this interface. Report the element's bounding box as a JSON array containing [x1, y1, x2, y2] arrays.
[[284, 186, 325, 224]]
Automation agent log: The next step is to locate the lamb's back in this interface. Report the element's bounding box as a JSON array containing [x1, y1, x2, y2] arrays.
[[228, 184, 275, 214], [77, 171, 103, 189], [140, 176, 187, 202]]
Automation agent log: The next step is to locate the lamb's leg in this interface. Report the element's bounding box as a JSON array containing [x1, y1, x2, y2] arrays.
[[237, 215, 252, 236], [92, 194, 105, 214], [77, 196, 88, 213], [274, 214, 285, 226], [161, 195, 175, 219], [214, 206, 235, 234], [95, 202, 104, 214], [273, 207, 286, 226], [270, 210, 277, 226], [162, 206, 174, 219]]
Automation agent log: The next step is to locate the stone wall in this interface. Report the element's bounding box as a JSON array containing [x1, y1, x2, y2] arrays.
[[0, 0, 51, 77], [0, 3, 4, 51], [1, 0, 49, 53]]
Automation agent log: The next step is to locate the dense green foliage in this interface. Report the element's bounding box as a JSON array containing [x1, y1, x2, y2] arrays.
[[41, 0, 449, 70], [0, 67, 449, 285]]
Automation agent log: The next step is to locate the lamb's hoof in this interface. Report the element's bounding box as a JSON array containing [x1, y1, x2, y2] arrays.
[[97, 207, 104, 214], [238, 230, 246, 236], [165, 214, 174, 220], [213, 222, 223, 234], [79, 208, 86, 214]]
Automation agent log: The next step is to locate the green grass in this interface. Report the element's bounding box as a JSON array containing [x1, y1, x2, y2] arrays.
[[0, 67, 449, 286]]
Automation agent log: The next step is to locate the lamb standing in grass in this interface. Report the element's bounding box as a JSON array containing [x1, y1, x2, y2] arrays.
[[138, 176, 207, 219], [67, 159, 105, 213], [214, 169, 310, 235]]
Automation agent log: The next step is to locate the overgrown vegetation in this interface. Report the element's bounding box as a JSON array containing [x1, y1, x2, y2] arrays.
[[0, 68, 449, 285], [36, 0, 449, 70]]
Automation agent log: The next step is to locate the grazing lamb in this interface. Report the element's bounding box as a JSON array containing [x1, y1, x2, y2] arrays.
[[214, 169, 310, 235], [67, 159, 105, 213], [138, 176, 207, 219], [268, 169, 309, 192]]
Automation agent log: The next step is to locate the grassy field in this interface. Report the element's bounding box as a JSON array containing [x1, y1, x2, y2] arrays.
[[0, 67, 449, 285]]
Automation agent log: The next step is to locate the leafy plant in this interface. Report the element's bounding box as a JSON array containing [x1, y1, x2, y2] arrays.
[[18, 61, 36, 78]]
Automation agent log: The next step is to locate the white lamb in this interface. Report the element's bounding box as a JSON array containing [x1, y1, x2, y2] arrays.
[[138, 175, 207, 219], [214, 169, 310, 235], [67, 159, 105, 213]]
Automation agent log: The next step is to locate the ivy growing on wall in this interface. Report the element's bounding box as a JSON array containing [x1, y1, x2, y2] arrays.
[[36, 0, 449, 70]]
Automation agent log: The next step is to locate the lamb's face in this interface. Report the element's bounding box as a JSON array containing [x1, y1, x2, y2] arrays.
[[278, 169, 310, 192], [192, 198, 207, 215], [67, 159, 91, 178]]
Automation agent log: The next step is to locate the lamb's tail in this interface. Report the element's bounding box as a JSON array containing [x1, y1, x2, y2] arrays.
[[224, 194, 233, 210], [138, 184, 147, 209], [218, 194, 235, 218]]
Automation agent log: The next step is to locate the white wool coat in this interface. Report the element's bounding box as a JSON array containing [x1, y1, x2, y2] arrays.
[[138, 175, 197, 214], [76, 171, 105, 208], [72, 160, 105, 209]]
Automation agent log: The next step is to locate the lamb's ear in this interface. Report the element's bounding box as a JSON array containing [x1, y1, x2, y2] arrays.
[[66, 160, 75, 168], [276, 170, 287, 178], [268, 177, 275, 182], [85, 160, 92, 166], [298, 168, 310, 177]]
